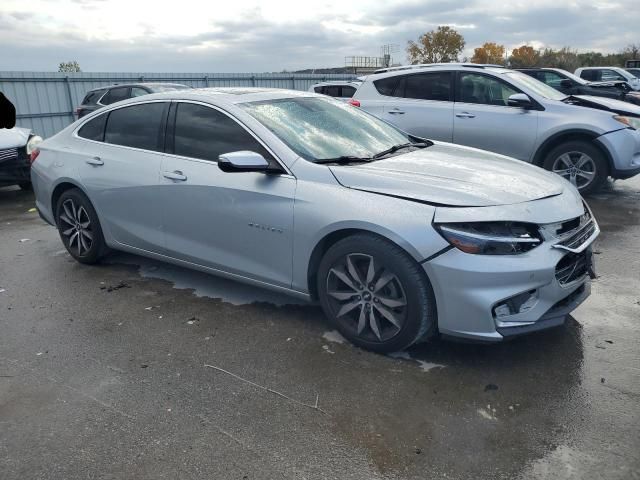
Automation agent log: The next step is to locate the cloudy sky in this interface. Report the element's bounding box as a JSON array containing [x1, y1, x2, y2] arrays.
[[0, 0, 637, 72]]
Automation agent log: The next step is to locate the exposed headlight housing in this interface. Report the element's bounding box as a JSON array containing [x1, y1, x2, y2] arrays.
[[613, 115, 640, 130], [25, 134, 43, 154], [435, 222, 542, 255]]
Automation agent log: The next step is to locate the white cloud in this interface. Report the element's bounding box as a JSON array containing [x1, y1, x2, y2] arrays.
[[0, 0, 636, 71]]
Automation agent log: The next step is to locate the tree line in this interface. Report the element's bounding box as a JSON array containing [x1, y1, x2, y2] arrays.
[[407, 26, 639, 71]]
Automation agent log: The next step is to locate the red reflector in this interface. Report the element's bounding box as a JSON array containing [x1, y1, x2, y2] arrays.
[[348, 98, 361, 107], [29, 149, 40, 164]]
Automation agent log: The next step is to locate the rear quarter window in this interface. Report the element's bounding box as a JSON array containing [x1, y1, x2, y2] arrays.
[[77, 113, 107, 141], [82, 90, 106, 105], [373, 76, 400, 96]]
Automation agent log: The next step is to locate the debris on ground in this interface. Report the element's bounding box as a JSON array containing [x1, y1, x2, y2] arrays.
[[601, 377, 606, 383], [484, 384, 499, 392], [100, 282, 131, 292], [0, 288, 5, 293], [27, 208, 36, 213], [186, 316, 200, 325], [19, 238, 30, 243], [140, 364, 148, 368], [204, 363, 326, 414]]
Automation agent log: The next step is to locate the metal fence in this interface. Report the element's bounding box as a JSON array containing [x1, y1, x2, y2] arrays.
[[0, 72, 357, 138]]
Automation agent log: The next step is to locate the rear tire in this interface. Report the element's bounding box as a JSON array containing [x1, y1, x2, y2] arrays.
[[543, 141, 608, 195], [55, 188, 107, 264], [317, 234, 437, 353]]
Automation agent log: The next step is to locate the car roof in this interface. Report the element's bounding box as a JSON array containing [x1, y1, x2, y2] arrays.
[[87, 82, 189, 92], [102, 87, 321, 108], [367, 63, 514, 81]]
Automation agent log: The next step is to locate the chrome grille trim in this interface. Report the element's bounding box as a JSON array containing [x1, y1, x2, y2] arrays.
[[0, 148, 18, 163], [540, 204, 600, 254]]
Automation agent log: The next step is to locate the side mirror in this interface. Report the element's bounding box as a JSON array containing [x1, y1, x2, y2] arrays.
[[507, 93, 533, 109], [218, 151, 270, 173], [560, 79, 573, 89]]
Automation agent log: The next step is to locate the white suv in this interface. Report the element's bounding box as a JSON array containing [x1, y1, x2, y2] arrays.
[[351, 64, 640, 193], [574, 67, 640, 91]]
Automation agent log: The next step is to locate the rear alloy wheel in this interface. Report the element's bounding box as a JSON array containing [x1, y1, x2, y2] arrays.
[[543, 141, 608, 194], [317, 234, 436, 353], [55, 189, 106, 264]]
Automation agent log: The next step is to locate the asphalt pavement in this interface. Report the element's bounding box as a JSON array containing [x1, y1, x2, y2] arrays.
[[1, 178, 639, 480]]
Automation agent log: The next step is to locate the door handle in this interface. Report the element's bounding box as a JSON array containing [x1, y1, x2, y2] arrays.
[[455, 112, 476, 118], [388, 108, 405, 115], [85, 156, 104, 166], [163, 170, 187, 181]]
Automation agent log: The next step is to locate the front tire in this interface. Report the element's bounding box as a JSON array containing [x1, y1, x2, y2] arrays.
[[543, 141, 608, 194], [55, 188, 106, 264], [317, 234, 437, 353]]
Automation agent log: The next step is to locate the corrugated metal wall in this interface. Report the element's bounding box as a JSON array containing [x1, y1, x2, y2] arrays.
[[0, 72, 357, 138]]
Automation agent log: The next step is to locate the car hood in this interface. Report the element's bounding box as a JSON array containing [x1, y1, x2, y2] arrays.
[[571, 95, 640, 116], [0, 127, 31, 149], [329, 143, 566, 207]]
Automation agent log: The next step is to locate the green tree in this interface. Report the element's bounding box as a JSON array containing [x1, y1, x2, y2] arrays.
[[407, 26, 466, 64], [470, 42, 506, 65], [58, 61, 81, 73]]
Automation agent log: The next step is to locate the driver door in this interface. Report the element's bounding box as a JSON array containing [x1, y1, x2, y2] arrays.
[[453, 72, 538, 161]]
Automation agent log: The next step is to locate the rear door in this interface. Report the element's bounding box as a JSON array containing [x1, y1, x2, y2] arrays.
[[160, 101, 296, 287], [76, 101, 168, 252], [453, 72, 538, 161], [377, 72, 454, 141]]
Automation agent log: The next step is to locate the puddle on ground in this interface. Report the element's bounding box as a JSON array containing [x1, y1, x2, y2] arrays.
[[107, 252, 306, 307], [388, 350, 446, 372]]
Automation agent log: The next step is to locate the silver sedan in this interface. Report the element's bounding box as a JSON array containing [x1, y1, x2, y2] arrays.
[[31, 88, 599, 352]]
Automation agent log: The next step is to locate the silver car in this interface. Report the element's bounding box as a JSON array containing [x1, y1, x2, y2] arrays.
[[31, 88, 599, 352], [352, 64, 640, 194]]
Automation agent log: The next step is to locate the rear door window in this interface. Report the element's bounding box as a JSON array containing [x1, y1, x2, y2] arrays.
[[101, 87, 131, 105], [172, 102, 274, 163], [104, 102, 166, 151], [399, 72, 452, 101], [77, 113, 107, 141]]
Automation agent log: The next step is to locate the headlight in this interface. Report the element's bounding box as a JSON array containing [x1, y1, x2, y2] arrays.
[[435, 222, 542, 255], [613, 115, 640, 130], [25, 135, 43, 154]]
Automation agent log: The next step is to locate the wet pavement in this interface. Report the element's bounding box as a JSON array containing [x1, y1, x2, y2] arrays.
[[1, 178, 639, 480]]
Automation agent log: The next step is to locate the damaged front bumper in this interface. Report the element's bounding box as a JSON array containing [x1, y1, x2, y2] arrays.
[[423, 205, 599, 342]]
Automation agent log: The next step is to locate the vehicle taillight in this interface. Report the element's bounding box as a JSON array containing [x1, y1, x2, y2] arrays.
[[29, 149, 40, 164], [348, 98, 361, 107]]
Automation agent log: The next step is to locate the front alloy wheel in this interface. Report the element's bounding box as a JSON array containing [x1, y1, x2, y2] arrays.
[[543, 140, 607, 194], [318, 234, 436, 353], [326, 253, 408, 342], [551, 151, 596, 190]]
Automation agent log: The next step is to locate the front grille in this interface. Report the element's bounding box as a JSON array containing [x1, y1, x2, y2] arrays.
[[556, 220, 597, 250], [555, 251, 589, 286], [0, 148, 18, 163]]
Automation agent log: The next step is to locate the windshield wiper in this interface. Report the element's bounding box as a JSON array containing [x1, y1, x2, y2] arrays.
[[372, 141, 431, 159], [314, 155, 373, 165]]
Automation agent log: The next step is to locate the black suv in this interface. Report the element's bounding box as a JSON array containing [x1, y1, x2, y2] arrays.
[[518, 68, 631, 101], [76, 83, 190, 118]]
